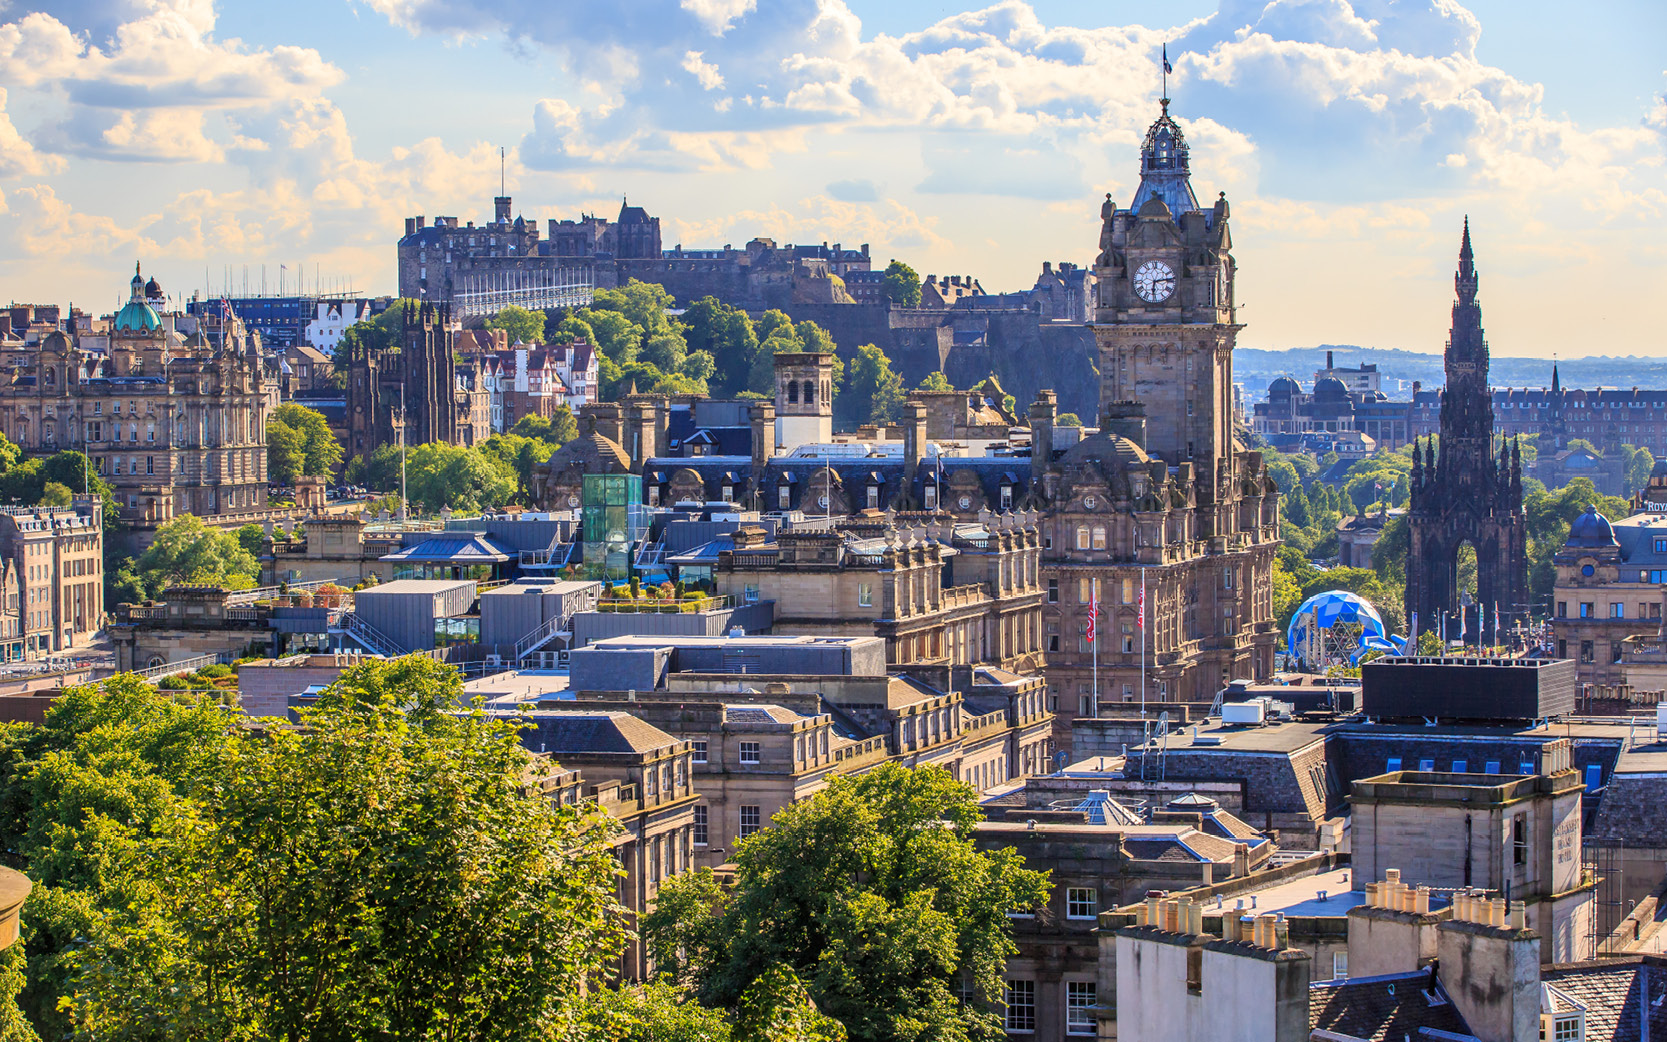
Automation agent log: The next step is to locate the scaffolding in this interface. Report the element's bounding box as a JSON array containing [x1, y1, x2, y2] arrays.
[[452, 265, 595, 318]]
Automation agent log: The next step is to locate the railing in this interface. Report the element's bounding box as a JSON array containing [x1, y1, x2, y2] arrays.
[[636, 540, 666, 568], [939, 583, 992, 610], [132, 652, 230, 680], [334, 612, 406, 658], [515, 614, 566, 663], [224, 606, 262, 622], [120, 604, 168, 622], [595, 594, 735, 615], [477, 579, 510, 593], [519, 541, 577, 568], [225, 578, 346, 606]]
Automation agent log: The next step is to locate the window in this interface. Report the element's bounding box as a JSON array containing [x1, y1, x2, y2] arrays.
[[739, 805, 761, 838], [1000, 485, 1013, 510], [1091, 526, 1106, 550], [1223, 567, 1234, 589], [923, 485, 937, 510], [1386, 757, 1402, 772], [1004, 980, 1035, 1033], [739, 741, 761, 764], [1066, 888, 1097, 919], [858, 583, 873, 608], [692, 740, 707, 763], [1078, 578, 1093, 603], [1075, 526, 1090, 549], [1611, 603, 1625, 618], [1579, 602, 1593, 618], [1580, 640, 1594, 663], [1585, 764, 1603, 791], [1065, 981, 1096, 1035], [1418, 758, 1435, 771], [1551, 1014, 1582, 1042], [1453, 760, 1468, 773], [1333, 952, 1349, 980], [1513, 815, 1528, 866], [778, 485, 791, 509], [693, 805, 708, 845], [867, 485, 879, 509], [1048, 578, 1059, 603]]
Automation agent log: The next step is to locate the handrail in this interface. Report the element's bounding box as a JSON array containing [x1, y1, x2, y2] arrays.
[[225, 578, 347, 606], [132, 652, 230, 680], [335, 612, 406, 658], [515, 614, 565, 663]]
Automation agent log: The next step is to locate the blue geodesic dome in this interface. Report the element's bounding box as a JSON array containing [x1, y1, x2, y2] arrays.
[[1286, 590, 1388, 666]]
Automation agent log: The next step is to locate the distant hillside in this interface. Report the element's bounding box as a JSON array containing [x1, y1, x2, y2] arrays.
[[1237, 346, 1667, 398]]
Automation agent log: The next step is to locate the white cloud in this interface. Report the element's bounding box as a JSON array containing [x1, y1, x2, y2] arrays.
[[680, 0, 756, 36], [0, 89, 62, 176], [682, 50, 725, 91]]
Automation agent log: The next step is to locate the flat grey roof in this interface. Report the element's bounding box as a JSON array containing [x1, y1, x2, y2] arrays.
[[357, 579, 478, 595], [585, 634, 883, 651]]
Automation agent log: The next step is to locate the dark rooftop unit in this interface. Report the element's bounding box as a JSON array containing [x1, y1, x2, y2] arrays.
[[1360, 656, 1577, 723]]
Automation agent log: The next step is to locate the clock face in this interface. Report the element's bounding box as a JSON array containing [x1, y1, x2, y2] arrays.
[[1134, 260, 1176, 303], [957, 496, 972, 510]]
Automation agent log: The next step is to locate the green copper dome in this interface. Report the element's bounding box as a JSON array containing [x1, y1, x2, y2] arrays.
[[115, 299, 160, 332]]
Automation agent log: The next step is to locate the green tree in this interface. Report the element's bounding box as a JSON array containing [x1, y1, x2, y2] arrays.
[[333, 299, 418, 380], [134, 515, 260, 597], [733, 966, 846, 1042], [582, 308, 644, 366], [13, 660, 629, 1040], [643, 868, 728, 988], [681, 298, 758, 398], [511, 407, 578, 446], [679, 350, 717, 386], [235, 523, 264, 560], [549, 312, 598, 348], [651, 763, 1048, 1042], [481, 434, 557, 503], [564, 979, 733, 1042], [402, 443, 516, 515], [265, 403, 343, 484], [839, 345, 905, 427], [1056, 413, 1082, 428], [881, 260, 921, 308], [917, 372, 953, 392], [35, 483, 70, 507], [486, 303, 547, 345], [1624, 443, 1655, 497]]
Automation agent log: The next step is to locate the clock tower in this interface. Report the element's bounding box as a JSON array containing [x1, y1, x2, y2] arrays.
[[1093, 98, 1240, 539]]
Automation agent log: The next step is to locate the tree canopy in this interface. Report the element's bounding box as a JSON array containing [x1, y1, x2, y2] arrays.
[[265, 403, 342, 485], [130, 515, 260, 597], [0, 660, 628, 1040], [917, 372, 953, 392], [645, 762, 1048, 1042], [839, 345, 905, 428], [486, 304, 547, 345], [881, 260, 921, 308]]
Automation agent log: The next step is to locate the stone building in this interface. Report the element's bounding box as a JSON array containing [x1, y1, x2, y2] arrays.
[[342, 300, 492, 460], [0, 499, 104, 659], [1349, 750, 1595, 964], [712, 511, 1046, 674], [1034, 98, 1280, 742], [0, 266, 273, 523], [1405, 222, 1529, 636], [516, 710, 697, 979], [1550, 505, 1667, 685]]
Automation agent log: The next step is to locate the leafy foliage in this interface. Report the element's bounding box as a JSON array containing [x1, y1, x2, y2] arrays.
[[131, 515, 260, 598], [881, 260, 921, 308], [647, 763, 1047, 1042], [839, 345, 905, 428], [265, 402, 342, 484], [916, 372, 953, 392], [1, 661, 628, 1040], [332, 299, 417, 379], [486, 303, 547, 345]]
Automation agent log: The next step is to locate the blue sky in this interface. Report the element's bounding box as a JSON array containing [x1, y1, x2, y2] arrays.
[[1, 0, 1662, 359]]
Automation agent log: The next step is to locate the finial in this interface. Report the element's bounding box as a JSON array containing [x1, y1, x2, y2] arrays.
[[1160, 97, 1170, 116]]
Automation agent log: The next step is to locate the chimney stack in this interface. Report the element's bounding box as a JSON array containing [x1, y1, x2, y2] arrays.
[[1436, 901, 1540, 1042], [1028, 391, 1057, 465], [903, 401, 929, 494]]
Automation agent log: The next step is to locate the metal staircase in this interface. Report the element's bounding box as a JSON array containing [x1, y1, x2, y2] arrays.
[[333, 612, 406, 658]]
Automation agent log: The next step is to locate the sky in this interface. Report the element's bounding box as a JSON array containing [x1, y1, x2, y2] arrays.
[[0, 0, 1662, 359]]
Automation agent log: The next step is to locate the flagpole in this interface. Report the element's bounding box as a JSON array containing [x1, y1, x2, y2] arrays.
[[1140, 567, 1147, 718], [1090, 576, 1099, 720]]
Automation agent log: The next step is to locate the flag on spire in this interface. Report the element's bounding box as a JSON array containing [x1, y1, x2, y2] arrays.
[[1162, 43, 1172, 74]]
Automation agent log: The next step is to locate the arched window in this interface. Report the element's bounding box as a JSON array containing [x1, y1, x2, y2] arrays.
[[787, 381, 799, 404], [43, 369, 54, 387]]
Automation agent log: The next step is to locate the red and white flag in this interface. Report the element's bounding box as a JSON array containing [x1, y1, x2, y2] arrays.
[[1086, 580, 1098, 645], [1137, 578, 1145, 630]]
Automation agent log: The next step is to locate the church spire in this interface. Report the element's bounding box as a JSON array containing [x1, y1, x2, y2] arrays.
[[1455, 216, 1478, 305]]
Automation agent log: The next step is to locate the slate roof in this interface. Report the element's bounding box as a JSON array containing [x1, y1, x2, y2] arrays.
[[380, 531, 512, 563], [1308, 971, 1472, 1042], [516, 711, 679, 756], [725, 704, 805, 725], [1541, 956, 1667, 1042]]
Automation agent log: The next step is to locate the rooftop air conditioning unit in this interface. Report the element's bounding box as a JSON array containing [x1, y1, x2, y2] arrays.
[[1221, 700, 1267, 726]]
